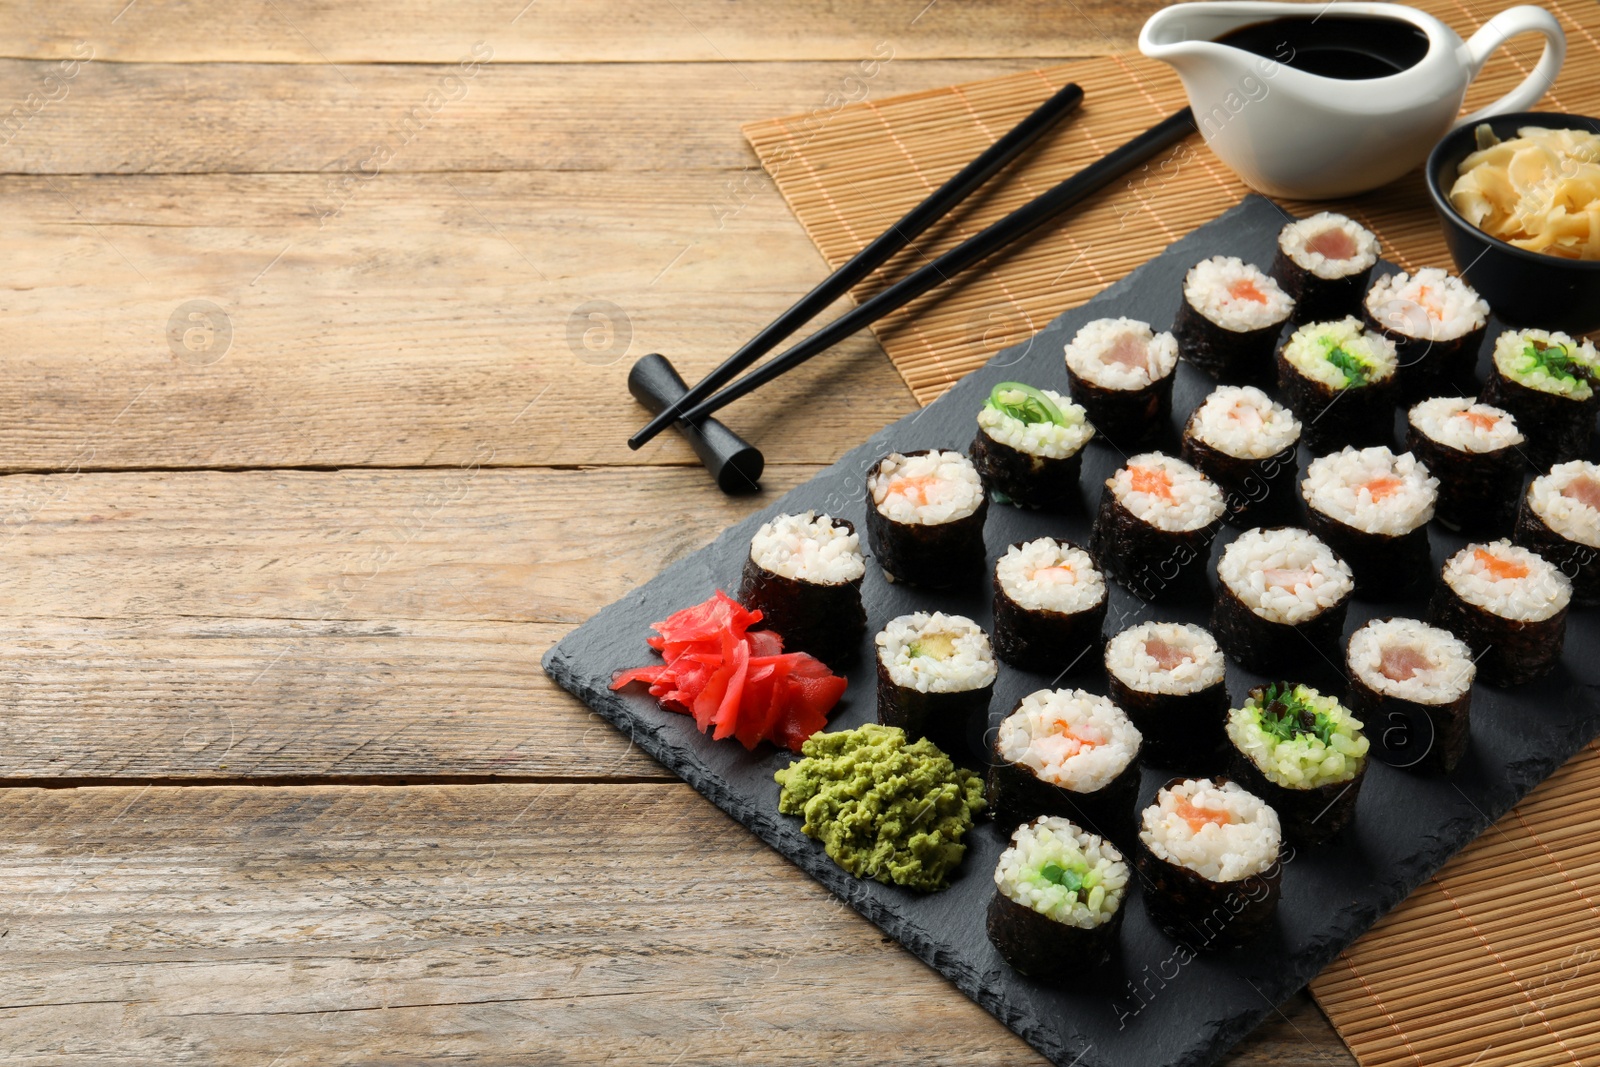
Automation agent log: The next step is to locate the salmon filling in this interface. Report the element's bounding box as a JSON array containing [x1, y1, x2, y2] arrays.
[[1474, 548, 1529, 580]]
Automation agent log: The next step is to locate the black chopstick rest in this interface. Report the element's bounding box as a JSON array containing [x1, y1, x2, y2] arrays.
[[628, 354, 764, 494]]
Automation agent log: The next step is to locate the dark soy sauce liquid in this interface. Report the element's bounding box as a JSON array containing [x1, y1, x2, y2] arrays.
[[1214, 15, 1430, 80]]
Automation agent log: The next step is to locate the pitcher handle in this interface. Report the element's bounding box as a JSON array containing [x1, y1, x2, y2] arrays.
[[1456, 5, 1566, 127]]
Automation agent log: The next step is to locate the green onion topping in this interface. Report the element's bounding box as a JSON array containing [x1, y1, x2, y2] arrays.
[[1524, 340, 1600, 389], [1255, 682, 1337, 746], [987, 382, 1065, 426], [1324, 345, 1370, 388]]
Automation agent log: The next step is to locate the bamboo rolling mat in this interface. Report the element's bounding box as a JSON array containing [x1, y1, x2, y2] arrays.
[[743, 3, 1600, 1065]]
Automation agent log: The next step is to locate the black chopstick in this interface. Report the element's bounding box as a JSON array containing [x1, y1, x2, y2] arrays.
[[672, 107, 1196, 430], [626, 80, 1087, 451]]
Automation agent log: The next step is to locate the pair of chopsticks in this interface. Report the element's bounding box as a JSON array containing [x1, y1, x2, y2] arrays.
[[628, 88, 1195, 449]]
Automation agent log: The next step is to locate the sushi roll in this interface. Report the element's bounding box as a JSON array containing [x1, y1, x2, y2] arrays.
[[1276, 318, 1400, 453], [1181, 385, 1302, 526], [1429, 541, 1571, 686], [1302, 447, 1438, 598], [1225, 682, 1369, 844], [1270, 212, 1379, 324], [987, 816, 1129, 979], [1213, 527, 1354, 679], [1175, 256, 1295, 384], [875, 612, 997, 762], [1090, 453, 1226, 601], [1135, 778, 1283, 951], [970, 381, 1095, 511], [1404, 398, 1526, 534], [1062, 317, 1179, 447], [1480, 329, 1600, 469], [1363, 267, 1489, 398], [1346, 618, 1475, 774], [987, 688, 1142, 842], [865, 449, 987, 588], [740, 512, 867, 670], [1516, 461, 1600, 606], [992, 538, 1107, 675], [1104, 622, 1228, 772]]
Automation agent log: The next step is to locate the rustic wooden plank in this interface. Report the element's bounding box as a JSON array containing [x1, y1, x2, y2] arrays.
[[0, 171, 914, 471], [0, 782, 1350, 1066], [0, 0, 1144, 63]]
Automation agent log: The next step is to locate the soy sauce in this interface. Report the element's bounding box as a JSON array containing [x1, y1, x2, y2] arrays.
[[1214, 14, 1430, 80]]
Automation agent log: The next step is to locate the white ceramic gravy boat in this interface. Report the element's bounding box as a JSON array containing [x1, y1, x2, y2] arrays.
[[1140, 2, 1566, 198]]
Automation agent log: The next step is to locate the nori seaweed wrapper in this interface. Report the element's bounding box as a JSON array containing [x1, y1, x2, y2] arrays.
[[1226, 743, 1365, 845], [1174, 295, 1281, 386], [1180, 430, 1300, 528], [1515, 494, 1600, 607], [1345, 667, 1471, 775], [875, 653, 992, 766], [1089, 488, 1220, 602], [1362, 307, 1485, 401], [1271, 251, 1371, 325], [1106, 673, 1228, 775], [739, 549, 866, 673], [864, 449, 988, 589], [969, 426, 1085, 512], [1428, 579, 1569, 687], [1481, 365, 1599, 469], [992, 553, 1107, 675], [1211, 574, 1349, 687], [1064, 363, 1174, 450], [1275, 349, 1399, 454], [986, 743, 1141, 846], [986, 884, 1123, 979], [1134, 831, 1282, 951], [1404, 422, 1523, 535], [1305, 505, 1431, 599]]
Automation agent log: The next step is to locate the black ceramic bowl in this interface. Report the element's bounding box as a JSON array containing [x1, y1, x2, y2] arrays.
[[1426, 110, 1600, 334]]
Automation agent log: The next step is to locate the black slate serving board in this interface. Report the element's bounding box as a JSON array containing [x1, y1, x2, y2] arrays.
[[544, 195, 1600, 1067]]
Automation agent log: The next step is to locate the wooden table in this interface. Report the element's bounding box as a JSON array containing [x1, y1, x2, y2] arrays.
[[0, 3, 1355, 1062]]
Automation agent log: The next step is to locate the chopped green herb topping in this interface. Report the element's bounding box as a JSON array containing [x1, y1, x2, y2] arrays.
[[1255, 682, 1338, 746], [1324, 344, 1371, 388], [987, 381, 1066, 426], [1524, 340, 1600, 390]]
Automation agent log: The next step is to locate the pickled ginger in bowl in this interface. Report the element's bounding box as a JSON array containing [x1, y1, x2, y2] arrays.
[[1450, 124, 1600, 260]]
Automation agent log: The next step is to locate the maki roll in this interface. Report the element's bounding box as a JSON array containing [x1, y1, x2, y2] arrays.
[[1516, 461, 1600, 606], [1213, 527, 1354, 679], [740, 511, 866, 670], [875, 613, 997, 762], [1481, 329, 1599, 468], [1276, 318, 1400, 453], [1346, 618, 1475, 774], [992, 538, 1107, 675], [1270, 212, 1379, 324], [987, 688, 1142, 842], [1363, 267, 1489, 398], [1135, 778, 1283, 951], [1226, 682, 1369, 844], [1430, 541, 1571, 686], [1302, 447, 1438, 598], [865, 449, 987, 588], [1090, 453, 1227, 601], [1181, 385, 1302, 526], [970, 381, 1095, 511], [987, 817, 1129, 978], [1062, 317, 1178, 447], [1175, 256, 1295, 384], [1404, 398, 1526, 534], [1104, 622, 1228, 773]]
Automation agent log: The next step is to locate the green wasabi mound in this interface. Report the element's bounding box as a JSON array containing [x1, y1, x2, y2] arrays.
[[774, 724, 986, 892]]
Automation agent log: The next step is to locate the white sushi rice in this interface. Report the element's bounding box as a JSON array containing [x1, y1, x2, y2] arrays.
[[996, 538, 1106, 614], [1063, 317, 1179, 390], [869, 450, 985, 525], [1139, 778, 1281, 883], [749, 511, 866, 583], [1408, 397, 1524, 454], [1347, 618, 1475, 704], [1364, 267, 1489, 343], [1183, 256, 1294, 331], [977, 387, 1095, 459], [1302, 447, 1438, 536], [1281, 317, 1398, 390], [877, 612, 998, 693], [1228, 684, 1369, 789], [1104, 621, 1226, 695], [1277, 212, 1379, 280], [1108, 452, 1227, 532], [1441, 540, 1572, 623], [1217, 527, 1354, 624], [1491, 328, 1599, 400], [1187, 385, 1301, 459], [996, 688, 1141, 793], [993, 816, 1128, 926], [1528, 461, 1600, 549]]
